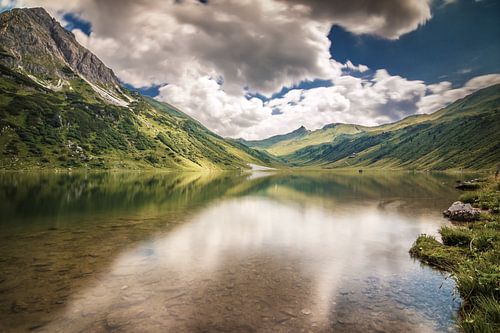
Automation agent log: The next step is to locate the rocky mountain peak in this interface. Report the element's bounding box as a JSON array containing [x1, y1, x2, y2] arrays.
[[0, 7, 127, 104], [291, 125, 309, 135]]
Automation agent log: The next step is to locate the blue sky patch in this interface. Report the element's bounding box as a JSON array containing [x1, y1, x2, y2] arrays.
[[328, 0, 500, 87], [63, 12, 92, 36], [246, 79, 332, 102]]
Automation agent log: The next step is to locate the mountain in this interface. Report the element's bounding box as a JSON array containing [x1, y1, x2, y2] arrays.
[[0, 7, 128, 105], [246, 123, 368, 156], [0, 7, 277, 170], [241, 125, 310, 150], [249, 85, 500, 170]]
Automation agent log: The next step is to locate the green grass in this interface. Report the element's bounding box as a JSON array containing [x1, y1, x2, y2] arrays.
[[459, 183, 500, 213], [410, 234, 467, 270], [410, 178, 500, 332], [440, 226, 474, 247], [0, 65, 278, 170], [461, 296, 500, 333]]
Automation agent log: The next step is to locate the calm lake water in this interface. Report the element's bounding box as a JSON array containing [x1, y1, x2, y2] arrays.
[[0, 171, 468, 332]]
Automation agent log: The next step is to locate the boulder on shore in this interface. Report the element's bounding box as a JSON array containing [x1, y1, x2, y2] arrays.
[[443, 201, 480, 222]]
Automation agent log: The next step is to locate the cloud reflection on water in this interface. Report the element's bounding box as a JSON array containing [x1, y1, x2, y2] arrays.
[[49, 194, 459, 332]]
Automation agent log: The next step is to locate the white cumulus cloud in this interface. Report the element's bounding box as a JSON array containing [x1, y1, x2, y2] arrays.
[[11, 0, 500, 139]]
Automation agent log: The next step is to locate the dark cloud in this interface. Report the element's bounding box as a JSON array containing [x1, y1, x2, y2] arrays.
[[21, 0, 431, 94], [277, 0, 431, 39], [170, 0, 332, 94]]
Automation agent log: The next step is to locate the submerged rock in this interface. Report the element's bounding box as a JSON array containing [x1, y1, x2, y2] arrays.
[[443, 201, 480, 221], [455, 182, 481, 191], [300, 308, 312, 315]]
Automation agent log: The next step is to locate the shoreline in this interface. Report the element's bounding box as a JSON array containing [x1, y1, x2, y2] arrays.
[[410, 177, 500, 332]]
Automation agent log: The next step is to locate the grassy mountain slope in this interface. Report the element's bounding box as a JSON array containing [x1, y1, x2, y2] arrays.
[[0, 64, 278, 170], [266, 123, 368, 156], [281, 84, 500, 170], [246, 115, 442, 158], [0, 8, 277, 170], [241, 125, 310, 150]]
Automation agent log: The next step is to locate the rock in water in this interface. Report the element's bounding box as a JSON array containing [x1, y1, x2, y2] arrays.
[[300, 308, 312, 315], [455, 182, 480, 191], [443, 201, 480, 221]]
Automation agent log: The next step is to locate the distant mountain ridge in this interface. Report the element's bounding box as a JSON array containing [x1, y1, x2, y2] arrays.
[[240, 125, 310, 150], [0, 7, 277, 170], [247, 85, 500, 170], [245, 123, 368, 156]]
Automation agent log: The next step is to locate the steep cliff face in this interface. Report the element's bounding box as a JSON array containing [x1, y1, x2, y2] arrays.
[[0, 7, 126, 104]]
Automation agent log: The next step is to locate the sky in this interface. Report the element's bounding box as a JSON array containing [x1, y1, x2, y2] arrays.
[[3, 0, 500, 139]]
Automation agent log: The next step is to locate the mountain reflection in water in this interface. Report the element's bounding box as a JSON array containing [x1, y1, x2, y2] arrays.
[[0, 171, 465, 332]]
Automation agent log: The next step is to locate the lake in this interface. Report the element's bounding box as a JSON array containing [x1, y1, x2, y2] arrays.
[[0, 171, 467, 332]]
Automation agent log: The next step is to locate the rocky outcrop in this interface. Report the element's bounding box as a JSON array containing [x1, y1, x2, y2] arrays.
[[0, 7, 121, 91], [443, 201, 481, 222]]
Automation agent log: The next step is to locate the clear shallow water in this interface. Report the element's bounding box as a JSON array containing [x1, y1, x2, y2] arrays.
[[0, 171, 467, 332]]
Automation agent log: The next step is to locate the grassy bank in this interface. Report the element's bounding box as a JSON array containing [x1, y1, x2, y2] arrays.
[[410, 178, 499, 333]]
